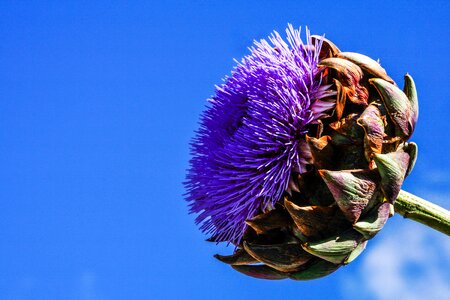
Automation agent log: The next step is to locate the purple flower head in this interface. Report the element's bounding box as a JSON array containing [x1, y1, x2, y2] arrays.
[[186, 25, 336, 244]]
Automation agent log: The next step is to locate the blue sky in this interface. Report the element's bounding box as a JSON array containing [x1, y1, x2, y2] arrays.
[[0, 1, 449, 299]]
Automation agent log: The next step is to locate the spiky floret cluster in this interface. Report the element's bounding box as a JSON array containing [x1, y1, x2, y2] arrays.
[[186, 25, 336, 244]]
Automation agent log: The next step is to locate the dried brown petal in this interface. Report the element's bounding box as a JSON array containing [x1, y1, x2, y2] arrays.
[[337, 52, 394, 83], [312, 35, 341, 59], [357, 104, 385, 160], [214, 249, 259, 265], [334, 79, 347, 119], [245, 208, 290, 234], [329, 114, 365, 145], [284, 198, 347, 240], [319, 58, 368, 107], [306, 135, 335, 169], [243, 241, 312, 272]]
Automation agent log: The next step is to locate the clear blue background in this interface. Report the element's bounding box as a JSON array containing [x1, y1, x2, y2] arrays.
[[1, 1, 449, 299]]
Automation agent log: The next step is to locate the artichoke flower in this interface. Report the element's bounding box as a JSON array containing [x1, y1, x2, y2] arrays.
[[186, 25, 422, 280]]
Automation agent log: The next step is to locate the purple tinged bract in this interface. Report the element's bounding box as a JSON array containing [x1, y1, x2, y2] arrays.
[[186, 25, 336, 244]]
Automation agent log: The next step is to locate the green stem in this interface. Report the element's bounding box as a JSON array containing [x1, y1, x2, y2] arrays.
[[395, 190, 450, 236]]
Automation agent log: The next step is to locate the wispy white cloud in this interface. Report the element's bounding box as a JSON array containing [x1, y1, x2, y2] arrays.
[[341, 218, 450, 300]]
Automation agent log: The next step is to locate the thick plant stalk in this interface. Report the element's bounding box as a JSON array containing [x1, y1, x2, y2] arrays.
[[395, 190, 450, 236]]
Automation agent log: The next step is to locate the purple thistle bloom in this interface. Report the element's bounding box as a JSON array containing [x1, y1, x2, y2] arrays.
[[186, 25, 336, 244]]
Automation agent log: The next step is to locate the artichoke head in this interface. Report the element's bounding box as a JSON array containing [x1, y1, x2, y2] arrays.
[[214, 36, 418, 280]]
